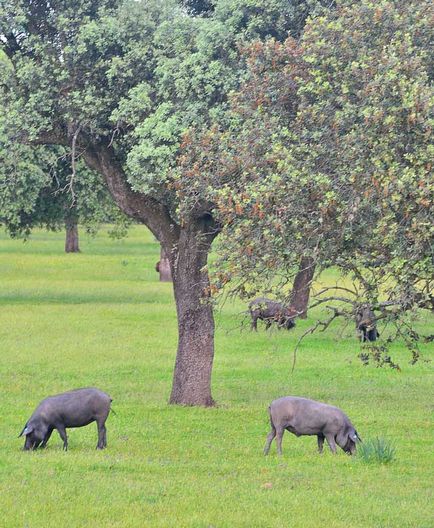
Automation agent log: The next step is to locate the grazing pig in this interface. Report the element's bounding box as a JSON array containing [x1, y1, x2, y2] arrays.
[[264, 396, 361, 456], [355, 305, 379, 342], [249, 298, 297, 331], [19, 388, 112, 451]]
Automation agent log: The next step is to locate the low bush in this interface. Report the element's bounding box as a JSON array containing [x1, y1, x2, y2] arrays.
[[357, 437, 396, 464]]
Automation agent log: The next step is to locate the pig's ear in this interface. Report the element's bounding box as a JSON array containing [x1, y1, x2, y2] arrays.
[[351, 431, 362, 443], [18, 424, 34, 437]]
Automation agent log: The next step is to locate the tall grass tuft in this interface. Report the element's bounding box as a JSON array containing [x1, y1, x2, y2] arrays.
[[357, 437, 396, 464]]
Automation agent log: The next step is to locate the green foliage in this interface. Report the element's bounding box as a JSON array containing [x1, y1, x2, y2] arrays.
[[0, 121, 128, 237], [0, 0, 329, 206], [0, 105, 55, 234], [181, 0, 215, 16], [213, 0, 329, 40], [0, 50, 128, 238], [357, 438, 396, 465], [127, 103, 184, 193], [177, 0, 433, 321]]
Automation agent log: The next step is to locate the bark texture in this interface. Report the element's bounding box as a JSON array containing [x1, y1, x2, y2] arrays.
[[168, 218, 216, 406], [65, 215, 80, 253], [290, 256, 316, 319]]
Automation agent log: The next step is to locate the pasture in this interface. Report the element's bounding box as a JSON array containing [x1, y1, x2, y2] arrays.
[[0, 226, 432, 527]]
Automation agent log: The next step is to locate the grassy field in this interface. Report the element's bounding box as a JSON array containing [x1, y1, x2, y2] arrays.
[[0, 226, 433, 528]]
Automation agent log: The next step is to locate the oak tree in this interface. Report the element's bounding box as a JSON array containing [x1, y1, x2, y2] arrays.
[[176, 0, 433, 361], [0, 0, 327, 404]]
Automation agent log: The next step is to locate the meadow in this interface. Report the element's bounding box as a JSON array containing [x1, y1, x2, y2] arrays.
[[0, 226, 432, 528]]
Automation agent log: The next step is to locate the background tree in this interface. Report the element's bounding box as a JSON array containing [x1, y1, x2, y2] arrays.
[[0, 131, 128, 251], [0, 0, 329, 405], [156, 246, 173, 282], [181, 0, 214, 16]]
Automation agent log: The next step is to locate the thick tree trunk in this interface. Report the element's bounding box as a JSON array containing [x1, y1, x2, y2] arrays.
[[51, 139, 218, 406], [290, 256, 315, 319], [156, 246, 172, 282], [65, 216, 80, 253], [168, 221, 216, 406]]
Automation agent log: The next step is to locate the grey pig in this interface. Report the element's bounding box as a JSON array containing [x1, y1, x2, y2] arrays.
[[264, 396, 361, 456], [19, 388, 112, 451], [249, 297, 297, 331]]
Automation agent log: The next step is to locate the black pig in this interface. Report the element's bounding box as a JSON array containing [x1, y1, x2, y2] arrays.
[[355, 305, 379, 342], [19, 388, 112, 451], [249, 297, 297, 331]]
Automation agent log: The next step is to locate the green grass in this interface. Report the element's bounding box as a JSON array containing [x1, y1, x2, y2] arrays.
[[0, 226, 433, 528]]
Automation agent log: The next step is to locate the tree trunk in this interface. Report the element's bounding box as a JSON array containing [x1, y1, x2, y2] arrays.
[[65, 216, 80, 253], [156, 245, 172, 282], [290, 256, 315, 319], [80, 141, 219, 405], [169, 220, 216, 406]]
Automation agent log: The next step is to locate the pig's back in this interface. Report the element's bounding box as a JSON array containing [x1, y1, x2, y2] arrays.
[[270, 396, 345, 423], [34, 388, 111, 426]]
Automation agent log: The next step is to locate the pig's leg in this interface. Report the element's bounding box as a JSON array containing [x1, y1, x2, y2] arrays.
[[56, 425, 68, 450], [317, 433, 325, 453], [275, 426, 285, 455], [251, 315, 258, 331], [96, 420, 106, 449], [264, 425, 276, 455], [325, 433, 337, 454], [41, 427, 53, 448], [100, 420, 108, 448], [368, 328, 378, 341]]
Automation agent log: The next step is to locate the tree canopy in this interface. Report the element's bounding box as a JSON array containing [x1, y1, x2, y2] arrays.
[[176, 0, 434, 361], [0, 0, 329, 222]]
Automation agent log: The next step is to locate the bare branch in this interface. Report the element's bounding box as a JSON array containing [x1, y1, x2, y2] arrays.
[[315, 286, 358, 297], [107, 126, 121, 148], [309, 296, 357, 309], [60, 123, 83, 205]]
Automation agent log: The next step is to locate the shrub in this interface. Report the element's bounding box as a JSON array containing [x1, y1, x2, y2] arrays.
[[357, 437, 396, 464]]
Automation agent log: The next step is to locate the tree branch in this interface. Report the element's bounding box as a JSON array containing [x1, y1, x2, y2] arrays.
[[83, 141, 180, 248], [309, 296, 357, 309], [315, 286, 358, 297], [30, 128, 181, 248]]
